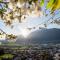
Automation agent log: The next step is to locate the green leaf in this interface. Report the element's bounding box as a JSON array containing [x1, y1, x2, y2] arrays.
[[51, 0, 59, 12], [0, 8, 6, 14], [0, 9, 3, 13], [40, 0, 44, 6], [46, 0, 56, 9], [0, 0, 3, 2], [5, 4, 8, 8]]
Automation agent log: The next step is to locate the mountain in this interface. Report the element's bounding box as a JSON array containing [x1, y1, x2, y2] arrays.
[[26, 28, 60, 44], [1, 28, 60, 45], [16, 35, 27, 45]]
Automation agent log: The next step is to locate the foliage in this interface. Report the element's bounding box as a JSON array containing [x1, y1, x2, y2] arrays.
[[40, 0, 44, 6], [0, 0, 2, 2], [46, 0, 55, 9], [0, 54, 14, 59]]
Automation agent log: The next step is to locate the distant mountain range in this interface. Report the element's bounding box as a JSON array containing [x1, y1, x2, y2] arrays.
[[26, 28, 60, 44], [0, 28, 60, 45]]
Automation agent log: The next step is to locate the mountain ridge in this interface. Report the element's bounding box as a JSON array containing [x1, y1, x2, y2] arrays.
[[26, 28, 60, 44]]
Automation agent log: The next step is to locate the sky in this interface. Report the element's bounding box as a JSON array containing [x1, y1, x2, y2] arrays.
[[0, 11, 60, 35]]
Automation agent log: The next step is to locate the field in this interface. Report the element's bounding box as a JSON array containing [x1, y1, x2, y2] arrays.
[[0, 44, 60, 60]]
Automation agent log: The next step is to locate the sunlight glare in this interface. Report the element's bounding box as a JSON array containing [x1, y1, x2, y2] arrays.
[[21, 29, 30, 38]]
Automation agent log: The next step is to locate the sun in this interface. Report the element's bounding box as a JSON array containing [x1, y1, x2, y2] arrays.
[[21, 29, 30, 38]]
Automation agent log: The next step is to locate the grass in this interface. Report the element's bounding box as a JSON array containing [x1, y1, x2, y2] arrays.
[[0, 54, 14, 59]]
